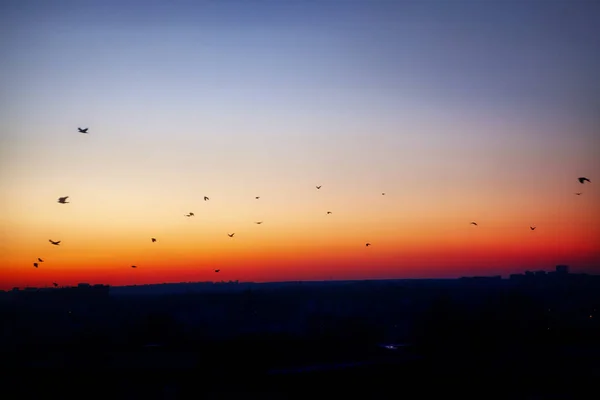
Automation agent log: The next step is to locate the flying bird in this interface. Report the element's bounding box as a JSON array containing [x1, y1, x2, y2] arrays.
[[470, 222, 478, 226], [530, 226, 536, 231], [327, 211, 332, 214], [575, 192, 582, 195], [255, 196, 260, 200], [151, 238, 157, 242], [49, 240, 60, 245], [185, 212, 194, 217], [131, 265, 137, 269], [204, 196, 209, 201], [52, 282, 58, 287], [78, 127, 88, 134], [215, 269, 220, 273], [57, 196, 69, 204], [316, 186, 321, 189], [382, 193, 385, 196], [228, 233, 235, 237], [578, 177, 590, 184], [38, 258, 44, 262], [365, 243, 371, 247], [33, 263, 38, 268], [255, 221, 263, 224]]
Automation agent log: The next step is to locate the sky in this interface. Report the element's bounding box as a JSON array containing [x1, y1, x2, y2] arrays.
[[1, 0, 599, 289]]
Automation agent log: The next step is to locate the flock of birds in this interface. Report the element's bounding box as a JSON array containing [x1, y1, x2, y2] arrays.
[[31, 127, 592, 286]]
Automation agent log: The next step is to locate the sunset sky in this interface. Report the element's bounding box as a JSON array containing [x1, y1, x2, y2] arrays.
[[1, 0, 599, 289]]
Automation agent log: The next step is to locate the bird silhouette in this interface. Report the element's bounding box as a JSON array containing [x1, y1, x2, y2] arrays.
[[530, 226, 536, 231], [33, 262, 38, 268], [57, 196, 69, 204], [228, 233, 235, 237], [575, 192, 582, 195], [185, 212, 194, 217], [382, 193, 385, 195], [151, 238, 157, 242], [52, 282, 58, 287], [578, 177, 591, 184], [255, 196, 260, 200], [255, 221, 263, 224], [365, 243, 371, 247], [49, 240, 60, 245], [316, 185, 321, 189], [470, 222, 478, 226], [78, 127, 88, 134], [326, 211, 332, 214], [131, 265, 137, 269], [204, 196, 209, 201], [215, 269, 220, 273], [38, 258, 44, 262]]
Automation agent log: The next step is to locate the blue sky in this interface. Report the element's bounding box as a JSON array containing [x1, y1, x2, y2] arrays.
[[2, 0, 598, 194], [3, 0, 599, 117]]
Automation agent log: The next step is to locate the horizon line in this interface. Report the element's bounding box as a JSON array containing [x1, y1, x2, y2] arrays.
[[6, 269, 595, 291]]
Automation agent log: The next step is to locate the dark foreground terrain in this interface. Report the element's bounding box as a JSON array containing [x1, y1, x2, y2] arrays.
[[5, 339, 600, 398], [2, 269, 599, 398]]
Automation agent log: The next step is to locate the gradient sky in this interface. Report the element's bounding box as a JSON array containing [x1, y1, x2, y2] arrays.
[[1, 0, 599, 289]]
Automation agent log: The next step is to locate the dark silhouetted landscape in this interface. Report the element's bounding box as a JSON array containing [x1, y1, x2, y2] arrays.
[[2, 265, 599, 398]]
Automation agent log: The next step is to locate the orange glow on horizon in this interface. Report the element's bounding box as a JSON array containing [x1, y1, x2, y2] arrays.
[[2, 219, 599, 290]]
